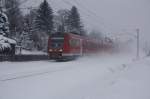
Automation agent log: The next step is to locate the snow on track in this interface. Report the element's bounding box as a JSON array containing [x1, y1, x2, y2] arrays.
[[0, 60, 76, 81], [0, 53, 149, 99], [0, 53, 133, 82]]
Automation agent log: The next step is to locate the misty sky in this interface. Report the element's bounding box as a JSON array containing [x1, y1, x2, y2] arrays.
[[23, 0, 150, 42]]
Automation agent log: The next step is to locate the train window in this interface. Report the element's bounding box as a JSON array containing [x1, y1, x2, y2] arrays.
[[51, 37, 64, 40], [50, 37, 64, 48], [69, 39, 80, 47]]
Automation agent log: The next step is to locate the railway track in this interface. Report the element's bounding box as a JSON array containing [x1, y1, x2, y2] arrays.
[[0, 63, 75, 82], [0, 69, 57, 82], [0, 55, 49, 62]]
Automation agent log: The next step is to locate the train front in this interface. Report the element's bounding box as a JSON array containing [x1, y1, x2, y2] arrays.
[[48, 33, 66, 60]]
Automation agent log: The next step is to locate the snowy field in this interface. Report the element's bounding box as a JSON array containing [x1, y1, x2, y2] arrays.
[[0, 53, 150, 99]]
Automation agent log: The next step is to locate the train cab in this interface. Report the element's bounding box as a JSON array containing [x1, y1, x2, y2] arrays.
[[48, 33, 64, 59], [48, 32, 82, 60]]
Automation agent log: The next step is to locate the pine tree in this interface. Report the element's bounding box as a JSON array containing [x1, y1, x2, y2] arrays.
[[68, 6, 84, 35], [55, 9, 70, 33], [35, 0, 53, 35], [19, 14, 34, 50], [33, 0, 53, 51], [5, 0, 23, 38], [0, 11, 16, 52], [0, 11, 9, 36]]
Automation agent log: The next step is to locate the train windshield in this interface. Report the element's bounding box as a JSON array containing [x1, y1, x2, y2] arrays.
[[50, 37, 64, 48]]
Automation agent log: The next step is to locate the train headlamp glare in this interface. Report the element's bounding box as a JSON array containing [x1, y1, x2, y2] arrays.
[[59, 49, 63, 52], [49, 49, 52, 52]]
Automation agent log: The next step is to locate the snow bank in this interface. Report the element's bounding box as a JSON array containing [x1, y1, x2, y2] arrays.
[[15, 49, 47, 55], [0, 35, 16, 44], [0, 35, 16, 51]]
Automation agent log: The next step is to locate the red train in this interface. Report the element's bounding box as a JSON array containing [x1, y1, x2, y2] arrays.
[[48, 32, 109, 61]]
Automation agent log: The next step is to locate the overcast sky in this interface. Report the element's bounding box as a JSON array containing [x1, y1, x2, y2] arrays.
[[22, 0, 150, 42]]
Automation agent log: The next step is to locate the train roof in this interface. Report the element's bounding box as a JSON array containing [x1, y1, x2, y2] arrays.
[[49, 32, 101, 42]]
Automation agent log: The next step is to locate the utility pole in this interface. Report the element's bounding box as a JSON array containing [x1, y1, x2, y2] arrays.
[[136, 28, 140, 59]]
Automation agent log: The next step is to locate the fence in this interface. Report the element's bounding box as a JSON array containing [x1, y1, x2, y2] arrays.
[[0, 55, 49, 62]]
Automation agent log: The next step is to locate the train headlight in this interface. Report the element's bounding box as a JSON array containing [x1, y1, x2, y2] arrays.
[[59, 49, 63, 52], [49, 49, 52, 52]]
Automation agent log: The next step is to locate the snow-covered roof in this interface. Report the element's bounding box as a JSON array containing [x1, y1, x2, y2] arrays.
[[0, 42, 11, 50], [0, 35, 16, 51], [0, 35, 16, 44]]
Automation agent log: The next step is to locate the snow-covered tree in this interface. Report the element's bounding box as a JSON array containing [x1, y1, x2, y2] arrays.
[[0, 11, 9, 36], [68, 6, 85, 35], [33, 0, 53, 51], [0, 11, 16, 53], [19, 30, 33, 50], [5, 0, 23, 37], [54, 9, 70, 33], [34, 0, 53, 35], [18, 13, 36, 50]]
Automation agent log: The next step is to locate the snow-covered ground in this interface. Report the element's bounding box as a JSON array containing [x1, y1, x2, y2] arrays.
[[15, 49, 47, 55], [0, 53, 150, 99]]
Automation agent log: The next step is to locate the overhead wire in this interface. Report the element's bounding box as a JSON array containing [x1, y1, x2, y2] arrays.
[[5, 0, 29, 11], [47, 0, 65, 13], [73, 0, 114, 33], [20, 0, 65, 13], [58, 0, 101, 29], [59, 0, 112, 33], [6, 0, 112, 34]]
